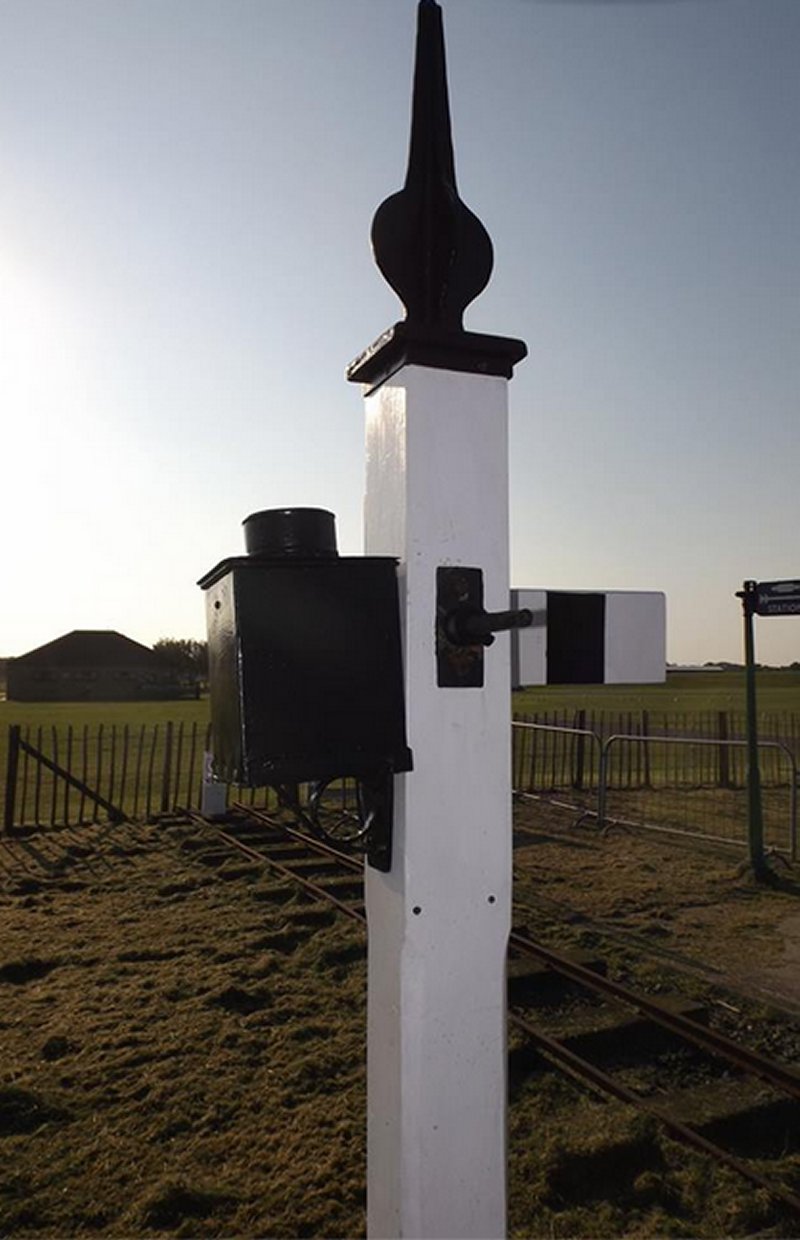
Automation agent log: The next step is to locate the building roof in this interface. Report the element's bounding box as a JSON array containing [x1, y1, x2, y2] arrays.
[[13, 630, 162, 669]]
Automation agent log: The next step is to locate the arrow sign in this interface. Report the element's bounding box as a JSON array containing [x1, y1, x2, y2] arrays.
[[754, 579, 800, 616]]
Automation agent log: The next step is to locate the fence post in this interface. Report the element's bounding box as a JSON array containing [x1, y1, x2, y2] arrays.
[[160, 721, 174, 815], [785, 746, 798, 864], [573, 709, 586, 790], [717, 711, 731, 789], [597, 738, 611, 829], [4, 725, 20, 833]]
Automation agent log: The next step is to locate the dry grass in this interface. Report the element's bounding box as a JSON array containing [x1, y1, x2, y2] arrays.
[[0, 821, 367, 1238], [2, 811, 800, 1237], [513, 800, 800, 997]]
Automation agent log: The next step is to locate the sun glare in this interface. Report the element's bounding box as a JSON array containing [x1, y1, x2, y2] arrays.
[[0, 248, 78, 446], [0, 246, 110, 644]]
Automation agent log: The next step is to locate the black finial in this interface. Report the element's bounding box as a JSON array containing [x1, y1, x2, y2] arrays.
[[347, 1, 527, 390], [370, 0, 493, 331]]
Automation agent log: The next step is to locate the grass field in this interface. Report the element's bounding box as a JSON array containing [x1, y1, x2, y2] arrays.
[[3, 810, 800, 1237], [0, 698, 210, 732], [513, 669, 800, 718], [2, 673, 799, 831], [3, 681, 800, 1234], [3, 671, 799, 732]]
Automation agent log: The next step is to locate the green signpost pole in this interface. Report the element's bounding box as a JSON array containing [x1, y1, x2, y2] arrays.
[[739, 581, 767, 880]]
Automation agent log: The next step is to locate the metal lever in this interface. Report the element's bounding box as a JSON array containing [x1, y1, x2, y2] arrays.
[[436, 566, 533, 688], [446, 606, 532, 648]]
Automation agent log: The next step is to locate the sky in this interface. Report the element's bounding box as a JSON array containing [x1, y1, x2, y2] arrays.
[[1, 0, 798, 666]]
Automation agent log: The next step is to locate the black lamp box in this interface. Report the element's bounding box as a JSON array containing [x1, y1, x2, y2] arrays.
[[198, 509, 412, 788]]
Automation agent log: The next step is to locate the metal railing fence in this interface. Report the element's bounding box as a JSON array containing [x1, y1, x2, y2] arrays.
[[513, 721, 798, 860], [4, 718, 798, 859], [513, 707, 800, 760], [598, 733, 797, 859], [512, 720, 603, 793]]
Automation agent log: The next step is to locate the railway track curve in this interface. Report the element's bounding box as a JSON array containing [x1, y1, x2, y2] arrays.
[[181, 803, 800, 1220]]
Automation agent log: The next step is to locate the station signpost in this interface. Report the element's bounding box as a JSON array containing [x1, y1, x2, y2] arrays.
[[737, 578, 800, 880], [752, 580, 800, 618], [348, 3, 528, 1236]]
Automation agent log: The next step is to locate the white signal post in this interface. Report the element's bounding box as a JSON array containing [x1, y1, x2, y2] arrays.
[[363, 367, 515, 1239], [348, 4, 527, 1236]]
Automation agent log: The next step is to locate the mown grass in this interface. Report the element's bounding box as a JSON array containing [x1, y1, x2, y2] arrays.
[[0, 821, 369, 1237], [0, 698, 210, 732], [2, 674, 799, 830], [513, 669, 800, 718], [3, 672, 799, 733], [4, 815, 799, 1237]]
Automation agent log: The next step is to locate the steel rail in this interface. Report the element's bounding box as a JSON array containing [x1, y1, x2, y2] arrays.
[[511, 890, 730, 985], [217, 826, 366, 925], [220, 808, 800, 1100], [187, 808, 800, 1212], [210, 808, 800, 1103], [510, 929, 800, 1104], [229, 802, 364, 873], [508, 1008, 800, 1218], [185, 810, 366, 926], [512, 886, 800, 1022], [509, 887, 798, 1026]]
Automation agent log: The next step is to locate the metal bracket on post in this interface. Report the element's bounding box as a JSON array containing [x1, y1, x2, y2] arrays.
[[437, 567, 485, 687], [356, 767, 394, 873], [436, 566, 532, 688]]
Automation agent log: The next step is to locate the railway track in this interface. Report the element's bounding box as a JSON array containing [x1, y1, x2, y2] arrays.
[[184, 803, 800, 1220], [511, 807, 800, 1026]]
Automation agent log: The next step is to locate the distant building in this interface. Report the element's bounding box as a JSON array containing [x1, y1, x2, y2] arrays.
[[510, 590, 666, 688], [6, 630, 185, 702]]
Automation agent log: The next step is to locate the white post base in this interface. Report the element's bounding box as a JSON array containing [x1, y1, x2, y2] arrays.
[[364, 365, 512, 1240], [200, 751, 227, 819]]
